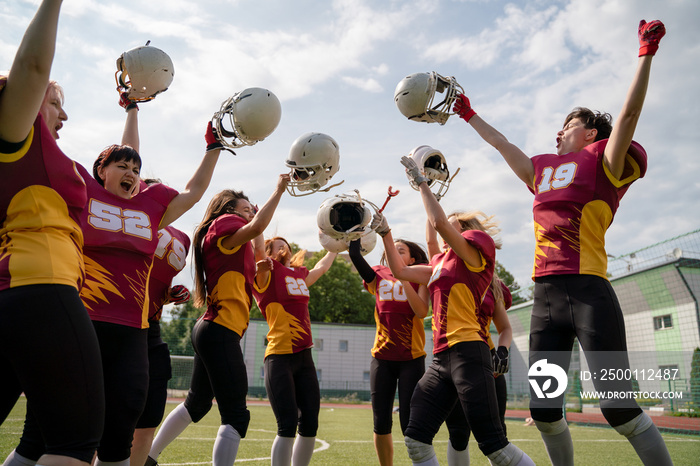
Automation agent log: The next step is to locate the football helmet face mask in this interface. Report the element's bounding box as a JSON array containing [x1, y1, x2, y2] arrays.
[[286, 132, 343, 197], [406, 145, 452, 200], [212, 87, 281, 152], [116, 44, 174, 102], [394, 72, 464, 125], [317, 191, 377, 242]]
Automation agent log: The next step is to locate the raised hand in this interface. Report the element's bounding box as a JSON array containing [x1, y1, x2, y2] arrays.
[[453, 93, 476, 123], [119, 90, 138, 112], [370, 212, 390, 238], [400, 156, 429, 187], [205, 121, 224, 152], [638, 19, 666, 57]]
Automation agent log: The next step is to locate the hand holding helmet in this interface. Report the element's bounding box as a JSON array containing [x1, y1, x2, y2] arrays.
[[394, 71, 464, 125], [370, 212, 390, 238], [453, 94, 476, 123], [205, 121, 224, 152], [401, 156, 430, 188], [118, 91, 138, 112], [638, 20, 666, 57], [168, 285, 190, 305]]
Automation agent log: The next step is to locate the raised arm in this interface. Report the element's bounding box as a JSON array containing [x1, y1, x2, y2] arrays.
[[119, 93, 140, 152], [306, 250, 337, 287], [0, 0, 63, 143], [402, 156, 483, 268], [604, 20, 665, 179], [220, 174, 290, 250], [380, 229, 431, 285], [159, 122, 223, 228], [453, 95, 535, 189], [348, 239, 377, 286], [425, 218, 441, 259]]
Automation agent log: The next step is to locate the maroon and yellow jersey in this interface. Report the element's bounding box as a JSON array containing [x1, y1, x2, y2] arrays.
[[78, 166, 178, 329], [529, 139, 647, 279], [481, 281, 513, 350], [147, 226, 190, 321], [0, 79, 87, 291], [253, 260, 314, 357], [200, 214, 255, 337], [364, 265, 426, 361], [428, 230, 495, 354]]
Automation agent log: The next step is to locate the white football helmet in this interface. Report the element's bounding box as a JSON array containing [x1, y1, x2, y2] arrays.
[[286, 132, 343, 197], [317, 191, 378, 242], [116, 43, 174, 102], [318, 230, 349, 254], [212, 87, 281, 152], [394, 72, 464, 125], [356, 230, 377, 255], [406, 145, 453, 200]]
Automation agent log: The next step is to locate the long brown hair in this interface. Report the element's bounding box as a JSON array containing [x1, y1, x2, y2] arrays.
[[192, 189, 250, 307], [379, 239, 428, 266]]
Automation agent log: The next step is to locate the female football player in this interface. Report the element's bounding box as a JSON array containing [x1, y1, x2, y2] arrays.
[[0, 1, 105, 465], [252, 237, 336, 466], [8, 87, 224, 466], [347, 236, 428, 466], [146, 177, 289, 466], [450, 19, 671, 466], [423, 220, 514, 465], [130, 175, 192, 466], [375, 165, 534, 465]]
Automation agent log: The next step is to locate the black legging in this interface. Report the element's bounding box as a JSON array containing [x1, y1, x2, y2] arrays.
[[183, 319, 250, 436], [529, 274, 642, 427], [1, 284, 104, 463]]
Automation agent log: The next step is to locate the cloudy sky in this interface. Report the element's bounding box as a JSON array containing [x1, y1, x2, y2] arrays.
[[2, 0, 698, 296]]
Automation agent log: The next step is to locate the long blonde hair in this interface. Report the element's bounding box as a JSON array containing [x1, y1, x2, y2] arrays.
[[448, 210, 502, 249]]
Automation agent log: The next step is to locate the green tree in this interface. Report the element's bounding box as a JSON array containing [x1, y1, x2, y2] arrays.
[[160, 299, 203, 356], [305, 250, 376, 324], [691, 347, 700, 412], [496, 260, 530, 304]]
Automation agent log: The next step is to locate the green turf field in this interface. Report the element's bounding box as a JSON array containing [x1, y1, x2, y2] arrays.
[[1, 399, 698, 464]]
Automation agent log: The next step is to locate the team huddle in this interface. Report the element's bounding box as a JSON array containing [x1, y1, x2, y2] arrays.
[[0, 1, 672, 465]]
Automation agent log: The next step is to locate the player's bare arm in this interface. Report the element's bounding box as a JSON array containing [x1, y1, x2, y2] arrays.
[[453, 95, 535, 189], [0, 0, 63, 143], [604, 21, 664, 179]]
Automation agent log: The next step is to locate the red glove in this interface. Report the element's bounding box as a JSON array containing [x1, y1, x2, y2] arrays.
[[168, 285, 190, 305], [118, 91, 138, 112], [638, 19, 666, 57], [205, 121, 224, 152], [453, 94, 476, 123]]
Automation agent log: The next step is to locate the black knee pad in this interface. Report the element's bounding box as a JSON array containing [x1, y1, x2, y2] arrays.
[[184, 397, 213, 423], [529, 407, 563, 423], [601, 405, 643, 427]]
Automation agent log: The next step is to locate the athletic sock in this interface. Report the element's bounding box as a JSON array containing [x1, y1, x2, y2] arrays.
[[534, 419, 574, 466], [3, 451, 37, 466], [94, 460, 130, 466], [149, 403, 192, 460], [291, 435, 316, 466], [446, 439, 470, 466], [614, 413, 672, 466], [487, 443, 535, 466], [212, 424, 241, 466], [270, 436, 294, 466]]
